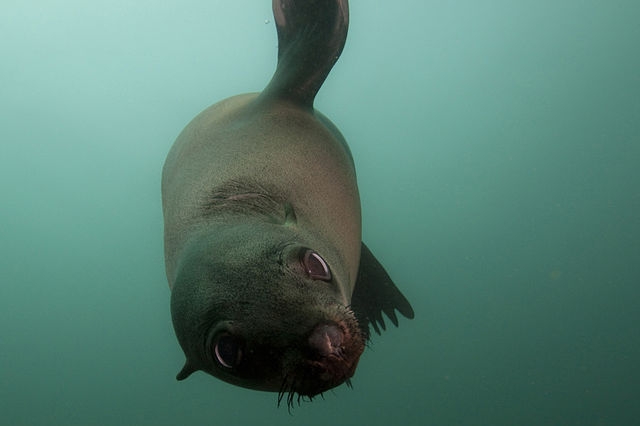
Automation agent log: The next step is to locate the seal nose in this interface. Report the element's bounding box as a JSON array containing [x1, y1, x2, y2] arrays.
[[308, 323, 345, 358]]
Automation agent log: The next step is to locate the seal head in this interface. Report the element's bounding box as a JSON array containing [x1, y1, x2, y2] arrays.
[[171, 213, 366, 398]]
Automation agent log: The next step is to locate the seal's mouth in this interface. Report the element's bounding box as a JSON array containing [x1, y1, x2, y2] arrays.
[[277, 321, 364, 408]]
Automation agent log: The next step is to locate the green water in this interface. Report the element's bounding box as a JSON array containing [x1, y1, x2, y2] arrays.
[[1, 1, 638, 425]]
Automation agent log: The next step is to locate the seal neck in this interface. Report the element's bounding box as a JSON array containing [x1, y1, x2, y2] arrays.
[[258, 0, 349, 110]]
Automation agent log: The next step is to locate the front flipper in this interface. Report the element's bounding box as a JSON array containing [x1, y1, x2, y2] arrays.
[[351, 243, 415, 338]]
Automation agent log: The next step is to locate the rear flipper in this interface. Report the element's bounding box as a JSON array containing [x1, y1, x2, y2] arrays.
[[260, 0, 349, 109]]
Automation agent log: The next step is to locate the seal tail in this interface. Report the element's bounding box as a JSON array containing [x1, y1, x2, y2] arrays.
[[259, 0, 349, 109]]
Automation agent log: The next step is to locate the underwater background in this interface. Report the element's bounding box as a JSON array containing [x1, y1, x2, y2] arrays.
[[1, 0, 639, 425]]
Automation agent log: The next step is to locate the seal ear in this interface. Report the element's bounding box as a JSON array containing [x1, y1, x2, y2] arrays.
[[351, 243, 415, 338], [176, 362, 197, 381]]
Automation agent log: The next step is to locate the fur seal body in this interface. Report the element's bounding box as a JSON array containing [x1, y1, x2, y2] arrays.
[[162, 0, 413, 404]]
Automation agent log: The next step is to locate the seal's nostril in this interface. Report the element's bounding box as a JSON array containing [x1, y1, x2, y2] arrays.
[[308, 324, 344, 357]]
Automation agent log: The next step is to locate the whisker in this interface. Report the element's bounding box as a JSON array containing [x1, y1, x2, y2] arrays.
[[287, 384, 295, 413], [277, 374, 290, 408]]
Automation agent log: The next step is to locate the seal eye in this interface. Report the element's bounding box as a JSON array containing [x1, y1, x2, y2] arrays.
[[302, 249, 332, 281], [213, 333, 242, 369]]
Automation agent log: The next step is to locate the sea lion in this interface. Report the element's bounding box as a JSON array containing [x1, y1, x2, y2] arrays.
[[162, 0, 414, 406]]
